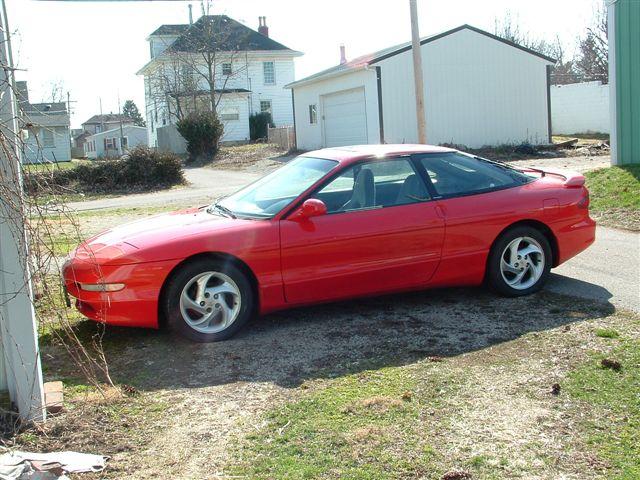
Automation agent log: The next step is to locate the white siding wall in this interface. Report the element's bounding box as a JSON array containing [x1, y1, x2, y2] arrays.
[[551, 81, 610, 134], [292, 69, 380, 150], [378, 28, 552, 148], [219, 94, 250, 142], [22, 126, 71, 163], [247, 57, 296, 127], [143, 55, 296, 148]]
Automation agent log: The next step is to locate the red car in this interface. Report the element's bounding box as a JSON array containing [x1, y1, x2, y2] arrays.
[[63, 145, 595, 342]]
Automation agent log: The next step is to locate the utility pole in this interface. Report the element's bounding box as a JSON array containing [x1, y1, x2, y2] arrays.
[[409, 0, 427, 144], [0, 0, 46, 422], [117, 92, 124, 155]]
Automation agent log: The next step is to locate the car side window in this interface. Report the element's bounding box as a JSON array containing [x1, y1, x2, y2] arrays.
[[313, 158, 430, 214], [416, 153, 530, 197]]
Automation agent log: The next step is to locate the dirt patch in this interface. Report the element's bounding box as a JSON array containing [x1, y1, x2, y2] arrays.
[[208, 143, 290, 172], [20, 288, 639, 478]]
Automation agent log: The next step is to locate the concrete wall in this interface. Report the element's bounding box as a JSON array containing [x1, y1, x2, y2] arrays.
[[551, 81, 610, 135]]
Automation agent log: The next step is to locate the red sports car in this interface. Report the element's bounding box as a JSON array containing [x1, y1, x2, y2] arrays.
[[63, 145, 595, 342]]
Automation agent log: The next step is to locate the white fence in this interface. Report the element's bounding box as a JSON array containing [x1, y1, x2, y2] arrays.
[[551, 81, 610, 135], [267, 126, 295, 151]]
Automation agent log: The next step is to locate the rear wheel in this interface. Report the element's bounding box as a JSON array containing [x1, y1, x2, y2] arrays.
[[162, 259, 255, 342], [487, 226, 552, 296]]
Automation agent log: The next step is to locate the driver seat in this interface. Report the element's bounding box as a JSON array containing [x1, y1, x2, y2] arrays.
[[341, 168, 375, 211]]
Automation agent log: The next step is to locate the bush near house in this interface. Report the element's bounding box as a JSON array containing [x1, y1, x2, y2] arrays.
[[176, 111, 224, 163], [24, 147, 184, 196], [249, 112, 273, 141]]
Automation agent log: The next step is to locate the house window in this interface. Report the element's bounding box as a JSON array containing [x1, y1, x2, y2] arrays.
[[222, 63, 232, 76], [263, 61, 275, 84], [41, 128, 54, 147], [260, 100, 272, 114], [121, 137, 128, 149], [181, 65, 196, 91], [105, 138, 118, 150], [309, 104, 317, 124], [220, 107, 240, 121]]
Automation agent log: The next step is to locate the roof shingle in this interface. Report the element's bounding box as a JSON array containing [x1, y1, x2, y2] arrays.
[[167, 15, 293, 53]]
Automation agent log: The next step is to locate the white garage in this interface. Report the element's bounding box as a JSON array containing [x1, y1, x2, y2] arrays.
[[287, 24, 555, 151]]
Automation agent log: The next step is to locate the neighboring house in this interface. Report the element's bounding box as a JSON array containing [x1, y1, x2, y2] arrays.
[[81, 114, 135, 135], [607, 0, 639, 165], [16, 81, 71, 163], [84, 125, 148, 159], [137, 15, 302, 149], [287, 25, 555, 150]]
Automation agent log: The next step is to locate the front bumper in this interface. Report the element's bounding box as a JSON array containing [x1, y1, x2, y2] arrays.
[[62, 258, 178, 329]]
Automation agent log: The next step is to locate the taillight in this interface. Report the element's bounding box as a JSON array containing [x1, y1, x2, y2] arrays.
[[577, 190, 590, 209]]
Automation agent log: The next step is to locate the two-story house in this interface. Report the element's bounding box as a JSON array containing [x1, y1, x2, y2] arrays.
[[137, 15, 301, 148]]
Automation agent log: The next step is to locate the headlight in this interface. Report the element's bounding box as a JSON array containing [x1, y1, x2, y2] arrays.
[[78, 283, 125, 292]]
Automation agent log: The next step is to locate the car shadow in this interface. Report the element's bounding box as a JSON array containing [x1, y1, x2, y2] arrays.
[[46, 285, 615, 392], [547, 273, 615, 305]]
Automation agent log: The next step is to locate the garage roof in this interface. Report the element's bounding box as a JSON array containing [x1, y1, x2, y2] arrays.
[[286, 24, 556, 88]]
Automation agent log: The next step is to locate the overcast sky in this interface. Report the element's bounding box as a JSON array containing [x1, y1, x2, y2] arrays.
[[7, 0, 601, 128]]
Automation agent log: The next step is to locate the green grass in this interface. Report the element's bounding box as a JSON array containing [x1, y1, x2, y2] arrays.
[[565, 339, 640, 479], [595, 328, 621, 339], [585, 164, 640, 212], [24, 159, 90, 173], [229, 364, 453, 479]]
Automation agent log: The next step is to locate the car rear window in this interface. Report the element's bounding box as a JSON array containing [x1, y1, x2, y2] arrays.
[[416, 153, 534, 197]]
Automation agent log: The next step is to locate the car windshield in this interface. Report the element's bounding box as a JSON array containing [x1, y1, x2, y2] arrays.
[[214, 156, 338, 218]]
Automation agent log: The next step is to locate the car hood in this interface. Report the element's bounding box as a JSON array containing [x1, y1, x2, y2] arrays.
[[71, 207, 254, 265]]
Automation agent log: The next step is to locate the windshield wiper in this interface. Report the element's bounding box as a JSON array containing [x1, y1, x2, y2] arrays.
[[209, 203, 237, 219]]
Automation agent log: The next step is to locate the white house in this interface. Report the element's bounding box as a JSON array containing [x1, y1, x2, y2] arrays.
[[288, 25, 555, 150], [84, 125, 148, 159], [16, 81, 71, 163], [137, 15, 301, 149]]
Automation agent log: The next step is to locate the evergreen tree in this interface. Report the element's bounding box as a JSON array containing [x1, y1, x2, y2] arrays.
[[122, 100, 146, 127]]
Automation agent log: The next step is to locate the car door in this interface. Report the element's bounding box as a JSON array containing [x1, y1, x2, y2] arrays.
[[412, 152, 536, 285], [279, 157, 445, 305]]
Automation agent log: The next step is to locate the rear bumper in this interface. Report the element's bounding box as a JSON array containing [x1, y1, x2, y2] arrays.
[[62, 258, 177, 329], [554, 216, 596, 265]]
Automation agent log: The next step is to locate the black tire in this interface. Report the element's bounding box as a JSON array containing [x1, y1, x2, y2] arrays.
[[162, 258, 255, 342], [486, 226, 552, 297]]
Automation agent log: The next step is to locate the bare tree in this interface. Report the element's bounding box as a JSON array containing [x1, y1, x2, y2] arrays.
[[575, 5, 608, 83], [147, 15, 250, 127], [494, 12, 578, 85], [175, 15, 249, 114]]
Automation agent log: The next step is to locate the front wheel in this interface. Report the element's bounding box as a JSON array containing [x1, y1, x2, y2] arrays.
[[162, 259, 255, 342], [487, 226, 552, 296]]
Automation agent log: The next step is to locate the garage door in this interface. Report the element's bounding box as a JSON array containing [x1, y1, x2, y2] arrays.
[[322, 87, 368, 147]]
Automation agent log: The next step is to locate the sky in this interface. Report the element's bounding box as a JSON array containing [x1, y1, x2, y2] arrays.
[[6, 0, 601, 128]]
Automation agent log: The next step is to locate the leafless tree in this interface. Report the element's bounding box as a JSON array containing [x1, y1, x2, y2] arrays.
[[148, 15, 250, 124], [494, 12, 578, 85], [574, 5, 608, 83]]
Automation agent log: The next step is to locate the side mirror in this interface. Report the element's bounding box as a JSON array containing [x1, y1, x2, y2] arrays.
[[289, 199, 327, 221]]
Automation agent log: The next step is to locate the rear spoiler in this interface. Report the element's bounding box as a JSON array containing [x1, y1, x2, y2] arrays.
[[522, 167, 586, 188]]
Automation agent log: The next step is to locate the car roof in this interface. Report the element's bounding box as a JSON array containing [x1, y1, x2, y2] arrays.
[[302, 144, 456, 164]]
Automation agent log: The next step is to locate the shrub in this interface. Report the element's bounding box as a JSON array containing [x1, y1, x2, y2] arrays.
[[176, 111, 224, 163], [25, 147, 184, 196], [249, 112, 273, 141]]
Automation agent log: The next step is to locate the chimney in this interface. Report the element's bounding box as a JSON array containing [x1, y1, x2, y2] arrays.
[[188, 4, 193, 24], [15, 81, 28, 104], [258, 16, 269, 37], [340, 44, 347, 65]]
